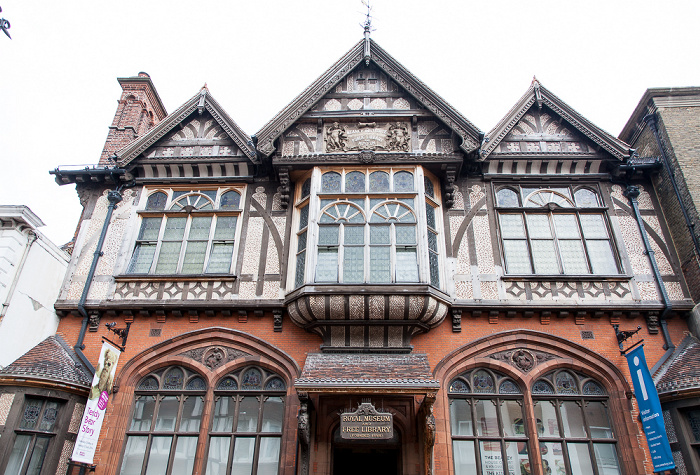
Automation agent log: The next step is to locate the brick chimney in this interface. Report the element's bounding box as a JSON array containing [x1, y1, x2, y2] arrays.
[[99, 72, 167, 165]]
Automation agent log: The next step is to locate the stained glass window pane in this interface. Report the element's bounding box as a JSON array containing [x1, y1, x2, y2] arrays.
[[499, 380, 522, 395], [582, 381, 605, 396], [182, 241, 208, 274], [396, 226, 416, 245], [497, 188, 519, 207], [429, 252, 440, 287], [567, 443, 594, 475], [449, 379, 469, 393], [370, 247, 390, 282], [171, 436, 197, 475], [553, 214, 580, 239], [220, 191, 241, 209], [163, 218, 187, 240], [343, 247, 364, 283], [297, 231, 307, 252], [499, 214, 526, 239], [532, 240, 559, 274], [559, 240, 589, 274], [139, 217, 163, 240], [138, 377, 159, 391], [264, 378, 286, 391], [318, 226, 339, 245], [587, 240, 618, 274], [393, 171, 414, 191], [154, 396, 179, 432], [556, 372, 579, 394], [396, 248, 419, 282], [475, 400, 499, 436], [186, 377, 206, 391], [155, 242, 182, 274], [180, 397, 203, 432], [120, 436, 148, 475], [316, 249, 338, 282], [211, 397, 235, 432], [299, 205, 308, 230], [532, 380, 555, 395], [205, 437, 230, 475], [473, 371, 495, 393], [426, 204, 436, 229], [164, 368, 184, 390], [688, 410, 700, 442], [450, 399, 473, 436], [593, 443, 621, 474], [129, 244, 157, 273], [301, 179, 311, 199], [345, 171, 365, 192], [369, 171, 390, 192], [503, 240, 532, 274], [38, 401, 59, 430], [257, 438, 281, 475], [241, 368, 263, 390], [585, 402, 613, 438], [206, 244, 234, 273], [20, 399, 42, 429], [453, 440, 477, 475], [295, 252, 306, 287], [146, 192, 168, 210], [213, 216, 237, 240], [217, 377, 238, 391], [261, 397, 284, 433], [424, 177, 435, 198], [534, 400, 560, 437], [145, 436, 173, 475], [527, 214, 552, 239], [236, 397, 260, 432], [501, 400, 525, 437], [370, 225, 390, 244], [561, 401, 587, 437], [130, 397, 156, 431], [575, 188, 599, 207], [322, 172, 341, 193]]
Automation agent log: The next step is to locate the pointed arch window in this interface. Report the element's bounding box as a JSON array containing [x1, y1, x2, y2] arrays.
[[495, 185, 621, 275], [127, 188, 243, 275]]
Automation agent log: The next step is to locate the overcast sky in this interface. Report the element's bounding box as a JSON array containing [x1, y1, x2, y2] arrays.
[[1, 1, 698, 245]]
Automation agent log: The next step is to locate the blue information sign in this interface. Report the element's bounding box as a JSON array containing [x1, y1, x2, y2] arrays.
[[625, 344, 675, 472]]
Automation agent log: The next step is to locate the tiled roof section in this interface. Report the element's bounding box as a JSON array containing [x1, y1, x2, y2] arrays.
[[655, 334, 700, 395], [0, 336, 92, 388], [296, 353, 439, 388]]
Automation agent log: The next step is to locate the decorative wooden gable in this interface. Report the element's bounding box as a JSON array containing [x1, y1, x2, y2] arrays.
[[481, 80, 630, 174], [256, 39, 481, 162], [114, 88, 257, 182]]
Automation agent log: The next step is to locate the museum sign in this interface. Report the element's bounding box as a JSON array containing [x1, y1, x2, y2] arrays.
[[340, 402, 393, 440]]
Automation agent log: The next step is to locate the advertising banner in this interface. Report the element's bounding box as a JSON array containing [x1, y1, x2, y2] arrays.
[[625, 344, 675, 472], [71, 341, 121, 464]]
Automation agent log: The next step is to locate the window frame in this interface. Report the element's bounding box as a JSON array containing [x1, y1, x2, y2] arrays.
[[126, 187, 244, 276], [494, 183, 622, 277]]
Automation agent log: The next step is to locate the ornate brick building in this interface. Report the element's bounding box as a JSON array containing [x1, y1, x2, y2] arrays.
[[1, 37, 697, 475]]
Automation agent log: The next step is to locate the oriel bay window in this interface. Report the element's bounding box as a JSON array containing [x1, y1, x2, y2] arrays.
[[5, 397, 62, 475], [495, 185, 620, 275], [293, 167, 442, 286], [127, 187, 243, 275]]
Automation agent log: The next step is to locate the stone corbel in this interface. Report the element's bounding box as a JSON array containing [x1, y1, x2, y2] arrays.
[[451, 309, 462, 333], [88, 311, 101, 332], [646, 312, 660, 335], [273, 309, 283, 332]]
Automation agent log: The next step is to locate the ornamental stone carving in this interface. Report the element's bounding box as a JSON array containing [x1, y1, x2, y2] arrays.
[[489, 348, 556, 373], [325, 122, 348, 152], [178, 346, 250, 370]]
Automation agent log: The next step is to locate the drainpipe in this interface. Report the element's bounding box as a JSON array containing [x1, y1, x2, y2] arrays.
[[644, 113, 700, 259], [0, 230, 37, 320], [623, 185, 675, 373], [74, 189, 123, 375]]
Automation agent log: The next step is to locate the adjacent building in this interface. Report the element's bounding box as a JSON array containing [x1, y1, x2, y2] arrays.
[[1, 37, 698, 475]]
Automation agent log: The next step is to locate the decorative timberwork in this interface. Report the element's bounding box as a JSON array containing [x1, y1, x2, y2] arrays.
[[504, 280, 631, 301], [178, 346, 250, 369], [489, 348, 557, 373], [451, 309, 462, 333], [113, 280, 237, 301]]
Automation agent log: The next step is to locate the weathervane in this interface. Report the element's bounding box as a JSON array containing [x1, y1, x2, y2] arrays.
[[361, 0, 375, 65], [0, 7, 11, 39]]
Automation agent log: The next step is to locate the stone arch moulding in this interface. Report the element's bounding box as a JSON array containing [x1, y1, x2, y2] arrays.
[[102, 327, 301, 474], [433, 329, 643, 475]]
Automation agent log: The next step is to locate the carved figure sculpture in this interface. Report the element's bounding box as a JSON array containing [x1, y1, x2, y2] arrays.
[[387, 122, 410, 151], [326, 122, 347, 151]]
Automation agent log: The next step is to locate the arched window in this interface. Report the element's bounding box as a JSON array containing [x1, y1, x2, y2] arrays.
[[205, 367, 286, 475], [449, 369, 529, 475], [533, 370, 621, 474], [120, 367, 206, 475]]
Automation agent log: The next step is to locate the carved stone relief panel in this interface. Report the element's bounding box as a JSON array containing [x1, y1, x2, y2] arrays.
[[178, 346, 251, 370], [489, 348, 557, 373], [324, 121, 411, 153]]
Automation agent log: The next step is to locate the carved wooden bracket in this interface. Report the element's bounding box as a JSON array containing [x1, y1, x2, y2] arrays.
[[443, 165, 458, 208], [278, 167, 291, 209]]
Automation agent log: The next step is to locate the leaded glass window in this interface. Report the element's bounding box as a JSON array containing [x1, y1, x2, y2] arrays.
[[206, 366, 286, 475], [127, 188, 243, 275], [533, 370, 621, 475], [294, 168, 442, 287], [121, 367, 206, 475], [495, 185, 620, 275], [449, 369, 529, 475]]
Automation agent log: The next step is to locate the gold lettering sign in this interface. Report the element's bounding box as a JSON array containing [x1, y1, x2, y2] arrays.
[[340, 402, 393, 440]]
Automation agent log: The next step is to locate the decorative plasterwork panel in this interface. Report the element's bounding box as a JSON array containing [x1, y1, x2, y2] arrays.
[[113, 281, 236, 301]]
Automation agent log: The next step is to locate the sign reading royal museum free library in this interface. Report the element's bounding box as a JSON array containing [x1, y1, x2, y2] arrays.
[[72, 341, 121, 464], [625, 344, 675, 472], [340, 402, 393, 439]]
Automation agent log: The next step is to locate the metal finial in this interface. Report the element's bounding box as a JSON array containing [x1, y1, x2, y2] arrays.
[[0, 7, 11, 39], [361, 0, 374, 65]]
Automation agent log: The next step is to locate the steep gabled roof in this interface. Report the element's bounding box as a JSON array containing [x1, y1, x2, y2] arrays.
[[115, 88, 257, 166], [255, 39, 482, 157], [654, 334, 700, 395], [0, 335, 92, 389], [481, 79, 631, 161]]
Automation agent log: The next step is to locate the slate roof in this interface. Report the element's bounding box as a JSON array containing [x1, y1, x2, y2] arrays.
[[296, 353, 439, 390], [0, 335, 92, 388], [655, 334, 700, 395]]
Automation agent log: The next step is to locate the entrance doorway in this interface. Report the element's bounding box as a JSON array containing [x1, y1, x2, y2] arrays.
[[333, 447, 400, 475]]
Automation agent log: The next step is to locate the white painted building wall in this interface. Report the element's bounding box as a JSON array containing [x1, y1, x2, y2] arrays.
[[0, 206, 70, 368]]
